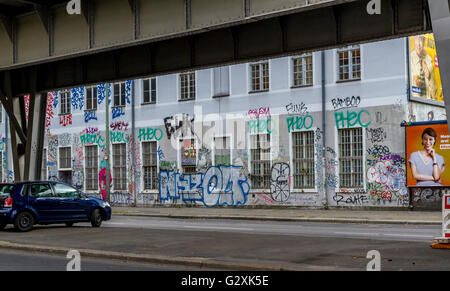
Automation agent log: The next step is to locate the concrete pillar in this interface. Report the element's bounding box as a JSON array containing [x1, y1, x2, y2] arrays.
[[428, 0, 450, 125]]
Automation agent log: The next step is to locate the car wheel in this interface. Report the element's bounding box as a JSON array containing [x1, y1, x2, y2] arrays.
[[65, 222, 74, 227], [14, 212, 34, 232], [0, 223, 6, 230], [90, 209, 102, 227]]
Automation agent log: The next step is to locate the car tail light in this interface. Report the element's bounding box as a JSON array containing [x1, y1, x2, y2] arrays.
[[4, 198, 12, 208]]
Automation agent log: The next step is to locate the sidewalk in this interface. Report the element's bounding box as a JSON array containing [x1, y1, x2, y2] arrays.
[[112, 206, 442, 225]]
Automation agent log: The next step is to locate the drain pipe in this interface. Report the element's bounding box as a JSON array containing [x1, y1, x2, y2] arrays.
[[321, 50, 328, 209], [131, 80, 137, 206]]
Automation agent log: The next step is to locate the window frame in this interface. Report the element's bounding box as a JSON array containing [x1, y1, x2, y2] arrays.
[[178, 72, 196, 102], [58, 146, 72, 170], [248, 61, 270, 93], [212, 66, 230, 98], [113, 82, 127, 108], [336, 127, 366, 191], [142, 141, 159, 190], [179, 138, 197, 175], [112, 143, 127, 191], [84, 145, 99, 191], [291, 53, 314, 88], [59, 90, 71, 115], [290, 130, 316, 190], [142, 78, 157, 105], [249, 133, 271, 190], [212, 135, 232, 166], [85, 86, 98, 111], [336, 45, 362, 82]]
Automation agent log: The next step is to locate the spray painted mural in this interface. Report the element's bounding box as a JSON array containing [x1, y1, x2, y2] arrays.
[[37, 68, 413, 209]]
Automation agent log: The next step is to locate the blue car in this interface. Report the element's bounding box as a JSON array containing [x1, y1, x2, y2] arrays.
[[0, 181, 111, 232]]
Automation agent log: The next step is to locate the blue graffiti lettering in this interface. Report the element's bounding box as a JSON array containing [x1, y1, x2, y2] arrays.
[[125, 80, 132, 104], [112, 107, 125, 119], [159, 166, 251, 207], [71, 87, 85, 110], [84, 110, 98, 123]]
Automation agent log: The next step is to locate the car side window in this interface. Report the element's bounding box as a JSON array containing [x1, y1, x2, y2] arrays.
[[53, 183, 79, 199], [29, 184, 53, 198]]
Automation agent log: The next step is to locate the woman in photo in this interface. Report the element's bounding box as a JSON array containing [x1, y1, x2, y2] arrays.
[[409, 127, 445, 186]]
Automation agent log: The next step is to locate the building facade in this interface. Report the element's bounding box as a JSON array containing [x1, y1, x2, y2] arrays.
[[2, 36, 446, 208]]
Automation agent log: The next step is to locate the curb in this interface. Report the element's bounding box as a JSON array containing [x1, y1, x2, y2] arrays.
[[0, 240, 302, 271], [112, 212, 442, 225]]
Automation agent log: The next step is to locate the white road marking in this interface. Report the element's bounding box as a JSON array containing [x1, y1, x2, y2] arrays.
[[384, 233, 434, 238], [333, 232, 376, 236], [182, 225, 255, 231]]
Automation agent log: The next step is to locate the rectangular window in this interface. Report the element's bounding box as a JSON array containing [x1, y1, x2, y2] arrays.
[[214, 137, 230, 166], [113, 144, 127, 190], [85, 145, 98, 190], [182, 139, 196, 174], [28, 183, 53, 198], [143, 78, 157, 104], [113, 82, 126, 107], [250, 134, 270, 189], [179, 72, 196, 101], [338, 128, 364, 188], [42, 149, 47, 180], [292, 54, 313, 87], [86, 86, 98, 111], [213, 67, 230, 97], [60, 90, 71, 115], [250, 62, 269, 92], [59, 147, 71, 169], [338, 46, 361, 81], [292, 131, 315, 189], [142, 142, 158, 190]]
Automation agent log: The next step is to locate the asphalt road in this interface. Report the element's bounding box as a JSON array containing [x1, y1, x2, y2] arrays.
[[0, 248, 199, 271], [0, 216, 448, 271], [103, 216, 441, 242]]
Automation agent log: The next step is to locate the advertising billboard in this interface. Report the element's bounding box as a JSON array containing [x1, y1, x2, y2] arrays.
[[406, 122, 450, 187], [409, 34, 444, 103]]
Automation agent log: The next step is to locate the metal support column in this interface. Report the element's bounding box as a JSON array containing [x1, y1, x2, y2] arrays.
[[428, 0, 450, 125]]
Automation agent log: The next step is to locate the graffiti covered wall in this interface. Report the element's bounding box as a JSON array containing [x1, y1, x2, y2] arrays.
[[36, 41, 424, 208]]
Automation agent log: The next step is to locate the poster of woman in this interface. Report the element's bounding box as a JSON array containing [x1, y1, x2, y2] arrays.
[[406, 123, 450, 187]]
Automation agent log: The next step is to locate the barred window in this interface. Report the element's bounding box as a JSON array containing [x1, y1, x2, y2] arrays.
[[182, 139, 196, 174], [143, 78, 157, 104], [85, 145, 98, 190], [59, 147, 71, 169], [60, 90, 71, 115], [292, 131, 315, 189], [250, 62, 269, 92], [250, 134, 271, 189], [113, 143, 127, 190], [338, 46, 361, 81], [113, 82, 126, 107], [338, 128, 364, 188], [42, 149, 47, 180], [86, 86, 98, 111], [214, 137, 230, 166], [143, 142, 158, 190], [179, 72, 196, 101]]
